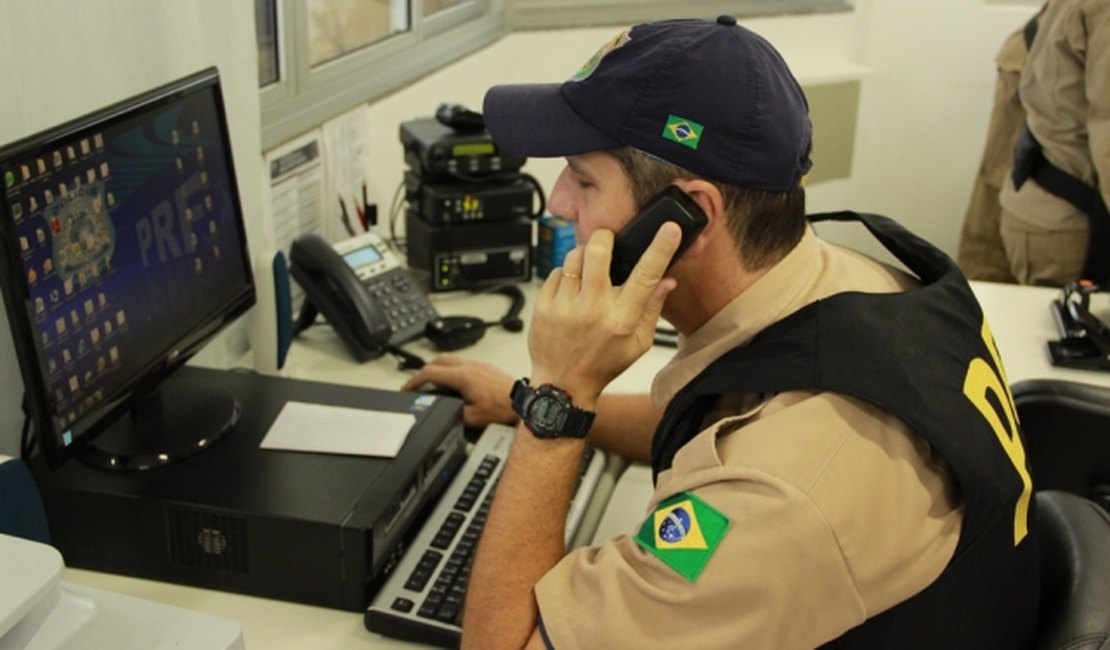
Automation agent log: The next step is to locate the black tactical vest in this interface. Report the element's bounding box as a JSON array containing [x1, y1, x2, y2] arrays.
[[652, 211, 1039, 649]]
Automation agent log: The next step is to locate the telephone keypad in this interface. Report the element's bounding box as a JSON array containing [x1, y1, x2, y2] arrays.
[[364, 268, 439, 345]]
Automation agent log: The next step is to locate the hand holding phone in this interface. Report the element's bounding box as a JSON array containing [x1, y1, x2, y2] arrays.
[[609, 186, 708, 285]]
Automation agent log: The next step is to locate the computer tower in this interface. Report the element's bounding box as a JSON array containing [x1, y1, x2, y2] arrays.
[[29, 366, 467, 612]]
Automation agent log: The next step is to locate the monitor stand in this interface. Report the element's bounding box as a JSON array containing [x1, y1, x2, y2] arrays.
[[78, 375, 240, 472]]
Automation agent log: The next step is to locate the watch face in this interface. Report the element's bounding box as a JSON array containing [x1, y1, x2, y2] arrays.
[[528, 393, 567, 434]]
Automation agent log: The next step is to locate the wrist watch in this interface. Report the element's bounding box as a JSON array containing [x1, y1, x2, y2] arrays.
[[510, 378, 596, 439]]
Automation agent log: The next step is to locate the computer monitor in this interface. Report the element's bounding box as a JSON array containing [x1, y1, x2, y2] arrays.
[[0, 68, 255, 471]]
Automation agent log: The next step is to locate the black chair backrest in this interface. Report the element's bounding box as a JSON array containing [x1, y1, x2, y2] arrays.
[[1034, 490, 1110, 650], [0, 458, 51, 544], [1012, 379, 1110, 510]]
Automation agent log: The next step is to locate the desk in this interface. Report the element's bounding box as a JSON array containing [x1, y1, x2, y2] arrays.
[[275, 283, 675, 395], [62, 279, 1110, 648], [971, 281, 1110, 387], [62, 279, 673, 649]]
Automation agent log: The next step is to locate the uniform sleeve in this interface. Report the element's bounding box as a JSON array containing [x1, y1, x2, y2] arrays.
[[534, 475, 860, 649], [534, 392, 962, 649]]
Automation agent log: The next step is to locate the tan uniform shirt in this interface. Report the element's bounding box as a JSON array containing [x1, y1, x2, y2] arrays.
[[956, 27, 1027, 282], [535, 229, 963, 649], [999, 0, 1110, 232]]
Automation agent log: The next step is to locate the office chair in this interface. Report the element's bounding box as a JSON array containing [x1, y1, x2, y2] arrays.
[[0, 456, 50, 544], [1033, 490, 1110, 650], [1012, 379, 1110, 511]]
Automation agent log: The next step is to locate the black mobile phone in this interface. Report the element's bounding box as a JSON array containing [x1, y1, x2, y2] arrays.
[[609, 186, 709, 285]]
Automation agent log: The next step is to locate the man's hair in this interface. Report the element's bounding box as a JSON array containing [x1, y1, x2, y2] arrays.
[[607, 147, 808, 271]]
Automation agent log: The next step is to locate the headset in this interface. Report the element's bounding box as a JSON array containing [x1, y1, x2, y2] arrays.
[[388, 284, 526, 370], [423, 284, 525, 351]]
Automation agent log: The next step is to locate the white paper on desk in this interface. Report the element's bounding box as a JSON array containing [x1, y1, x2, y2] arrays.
[[260, 401, 415, 458]]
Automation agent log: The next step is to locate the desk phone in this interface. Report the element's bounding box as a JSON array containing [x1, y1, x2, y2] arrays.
[[290, 231, 439, 362], [334, 232, 439, 343]]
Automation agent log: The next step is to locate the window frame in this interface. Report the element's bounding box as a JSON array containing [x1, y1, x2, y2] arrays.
[[258, 0, 850, 151], [508, 0, 852, 30], [261, 0, 503, 150]]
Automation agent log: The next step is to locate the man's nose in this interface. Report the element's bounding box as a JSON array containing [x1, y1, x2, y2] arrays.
[[546, 167, 577, 222]]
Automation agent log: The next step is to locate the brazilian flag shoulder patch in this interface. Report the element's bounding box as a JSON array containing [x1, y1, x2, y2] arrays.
[[634, 491, 729, 582]]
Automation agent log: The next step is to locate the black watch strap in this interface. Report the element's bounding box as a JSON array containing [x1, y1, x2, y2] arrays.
[[510, 378, 596, 439]]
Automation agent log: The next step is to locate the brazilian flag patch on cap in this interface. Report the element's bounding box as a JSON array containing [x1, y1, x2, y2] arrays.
[[635, 491, 729, 582], [662, 114, 704, 150]]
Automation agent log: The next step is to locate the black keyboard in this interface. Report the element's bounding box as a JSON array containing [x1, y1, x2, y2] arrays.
[[364, 424, 606, 647]]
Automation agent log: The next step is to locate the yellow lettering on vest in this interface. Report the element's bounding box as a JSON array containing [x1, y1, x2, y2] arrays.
[[962, 320, 1032, 545]]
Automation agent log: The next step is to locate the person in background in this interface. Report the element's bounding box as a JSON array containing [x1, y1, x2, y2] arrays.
[[956, 21, 1029, 283], [407, 16, 1039, 648], [965, 0, 1109, 286]]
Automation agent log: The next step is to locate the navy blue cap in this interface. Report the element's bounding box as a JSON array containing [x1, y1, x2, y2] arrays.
[[483, 16, 813, 193]]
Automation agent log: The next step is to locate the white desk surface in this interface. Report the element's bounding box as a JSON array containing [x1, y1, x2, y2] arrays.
[[62, 279, 1110, 648]]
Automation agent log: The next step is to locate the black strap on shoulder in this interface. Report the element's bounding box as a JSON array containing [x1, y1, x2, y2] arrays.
[[1022, 12, 1039, 49], [1011, 126, 1110, 283], [1012, 8, 1109, 282], [650, 211, 966, 480]]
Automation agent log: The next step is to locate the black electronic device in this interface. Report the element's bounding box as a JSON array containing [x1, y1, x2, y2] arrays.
[[0, 67, 255, 471], [289, 231, 438, 364], [511, 378, 596, 439], [434, 103, 485, 134], [401, 118, 525, 182], [609, 186, 709, 286], [404, 170, 535, 224], [29, 365, 469, 612], [405, 211, 532, 292], [1048, 281, 1110, 371], [364, 423, 607, 646], [423, 284, 525, 351]]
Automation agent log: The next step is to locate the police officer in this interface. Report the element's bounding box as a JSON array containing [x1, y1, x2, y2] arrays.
[[407, 17, 1039, 649], [956, 23, 1028, 283], [998, 0, 1110, 286]]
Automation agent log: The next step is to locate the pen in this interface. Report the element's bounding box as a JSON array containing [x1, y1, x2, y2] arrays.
[[355, 200, 367, 231], [338, 195, 355, 237], [362, 181, 374, 230]]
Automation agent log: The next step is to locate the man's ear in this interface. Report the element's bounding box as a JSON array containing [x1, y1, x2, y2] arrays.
[[673, 178, 724, 256]]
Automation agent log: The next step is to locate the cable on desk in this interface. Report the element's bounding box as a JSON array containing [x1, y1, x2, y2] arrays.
[[388, 179, 407, 254]]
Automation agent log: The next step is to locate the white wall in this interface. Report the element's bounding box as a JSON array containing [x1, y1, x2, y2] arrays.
[[0, 1, 1041, 457], [819, 0, 1037, 259], [358, 0, 1038, 263], [0, 1, 264, 457]]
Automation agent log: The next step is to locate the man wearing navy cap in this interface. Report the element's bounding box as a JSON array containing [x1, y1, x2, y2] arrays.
[[406, 16, 1039, 649]]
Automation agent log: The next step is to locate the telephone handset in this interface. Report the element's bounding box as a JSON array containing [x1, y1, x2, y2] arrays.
[[609, 186, 709, 285], [289, 231, 439, 363]]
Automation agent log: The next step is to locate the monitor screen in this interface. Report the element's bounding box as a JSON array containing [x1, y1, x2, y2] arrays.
[[0, 68, 255, 470]]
